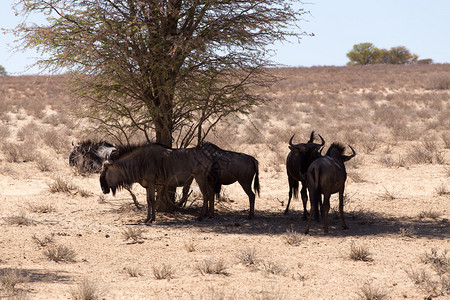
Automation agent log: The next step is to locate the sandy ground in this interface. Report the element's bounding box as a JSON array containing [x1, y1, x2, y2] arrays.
[[0, 140, 448, 299]]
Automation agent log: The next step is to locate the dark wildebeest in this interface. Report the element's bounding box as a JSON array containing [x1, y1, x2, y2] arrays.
[[99, 143, 218, 223], [285, 131, 325, 218], [69, 140, 141, 208], [69, 140, 115, 173], [199, 143, 260, 219], [304, 142, 356, 234]]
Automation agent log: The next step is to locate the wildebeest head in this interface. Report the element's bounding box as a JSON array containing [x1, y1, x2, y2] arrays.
[[326, 143, 356, 162], [99, 161, 112, 194], [288, 131, 325, 174]]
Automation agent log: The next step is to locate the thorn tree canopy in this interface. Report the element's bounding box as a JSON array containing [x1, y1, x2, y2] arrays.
[[12, 0, 309, 147]]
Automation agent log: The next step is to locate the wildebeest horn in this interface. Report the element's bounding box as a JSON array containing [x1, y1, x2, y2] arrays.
[[342, 145, 356, 161], [289, 135, 306, 149], [308, 133, 325, 149]]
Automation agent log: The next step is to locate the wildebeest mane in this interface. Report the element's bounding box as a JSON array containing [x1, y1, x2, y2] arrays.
[[326, 142, 346, 156], [109, 142, 171, 161]]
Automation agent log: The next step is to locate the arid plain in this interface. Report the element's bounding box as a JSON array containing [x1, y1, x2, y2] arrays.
[[0, 64, 449, 299]]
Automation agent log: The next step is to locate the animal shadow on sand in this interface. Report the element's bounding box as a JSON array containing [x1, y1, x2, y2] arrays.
[[108, 199, 449, 240]]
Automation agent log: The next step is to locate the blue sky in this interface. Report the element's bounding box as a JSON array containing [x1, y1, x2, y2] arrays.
[[1, 0, 449, 75]]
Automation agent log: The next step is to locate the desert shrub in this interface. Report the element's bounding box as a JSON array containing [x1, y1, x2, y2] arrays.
[[418, 210, 442, 220], [261, 260, 287, 276], [32, 233, 55, 247], [425, 73, 450, 90], [16, 121, 39, 142], [47, 176, 76, 194], [41, 128, 70, 154], [70, 279, 101, 300], [121, 227, 145, 244], [44, 245, 76, 262], [237, 247, 258, 266], [356, 281, 387, 300], [1, 142, 22, 163], [0, 123, 10, 139], [35, 155, 53, 172], [5, 213, 36, 226], [152, 263, 174, 280], [350, 243, 373, 262], [399, 226, 416, 238], [196, 258, 228, 275], [283, 227, 304, 246], [184, 240, 196, 252], [421, 249, 449, 275], [124, 266, 143, 277], [435, 182, 449, 196], [442, 132, 450, 149], [27, 203, 55, 213], [0, 268, 28, 292]]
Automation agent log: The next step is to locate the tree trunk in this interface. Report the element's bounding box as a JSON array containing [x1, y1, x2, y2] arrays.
[[154, 95, 176, 212]]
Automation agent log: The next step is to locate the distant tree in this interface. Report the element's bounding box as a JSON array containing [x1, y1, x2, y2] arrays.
[[417, 58, 433, 65], [346, 43, 381, 65], [386, 46, 418, 64], [0, 65, 6, 76]]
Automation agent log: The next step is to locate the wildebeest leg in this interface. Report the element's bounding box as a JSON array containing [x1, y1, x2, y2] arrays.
[[285, 177, 298, 215], [240, 181, 255, 219], [300, 183, 309, 220], [125, 186, 141, 210], [177, 177, 194, 207], [197, 179, 211, 220], [339, 187, 348, 230], [144, 186, 156, 223], [322, 194, 331, 233], [305, 187, 319, 234]]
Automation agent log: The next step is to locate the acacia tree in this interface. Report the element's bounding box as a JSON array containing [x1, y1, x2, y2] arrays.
[[13, 0, 308, 210]]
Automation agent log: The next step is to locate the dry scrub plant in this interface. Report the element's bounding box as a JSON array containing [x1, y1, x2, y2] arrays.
[[47, 176, 76, 194], [196, 258, 228, 276], [283, 226, 304, 246], [350, 243, 373, 262], [43, 245, 76, 262], [152, 263, 175, 280], [5, 213, 36, 226], [27, 203, 55, 214], [70, 279, 101, 300], [32, 234, 55, 247], [356, 281, 387, 300], [237, 247, 258, 266], [121, 227, 145, 244], [261, 260, 287, 276], [0, 268, 28, 292], [124, 266, 143, 278]]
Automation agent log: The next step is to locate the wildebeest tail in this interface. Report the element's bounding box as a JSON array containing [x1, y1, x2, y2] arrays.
[[253, 158, 260, 197]]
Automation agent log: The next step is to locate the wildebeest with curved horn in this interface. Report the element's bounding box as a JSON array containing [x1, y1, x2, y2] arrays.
[[99, 143, 218, 223], [285, 131, 325, 218], [69, 140, 115, 173], [199, 143, 260, 219], [305, 142, 356, 234], [69, 140, 141, 209]]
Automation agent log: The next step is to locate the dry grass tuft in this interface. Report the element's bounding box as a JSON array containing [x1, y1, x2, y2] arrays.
[[356, 281, 387, 300], [418, 210, 442, 220], [152, 263, 175, 280], [184, 240, 197, 252], [196, 258, 228, 276], [124, 266, 143, 278], [261, 260, 287, 276], [27, 203, 55, 214], [0, 268, 28, 292], [121, 227, 145, 244], [350, 243, 373, 262], [43, 245, 76, 262], [32, 234, 55, 247], [283, 226, 304, 246], [421, 249, 449, 275], [5, 213, 36, 226], [237, 247, 258, 266], [70, 279, 101, 300], [47, 176, 76, 194]]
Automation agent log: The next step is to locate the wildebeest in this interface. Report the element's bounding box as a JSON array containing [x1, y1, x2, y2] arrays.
[[69, 140, 141, 208], [304, 142, 356, 234], [199, 143, 260, 219], [69, 140, 115, 173], [99, 143, 218, 223], [285, 131, 325, 218]]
